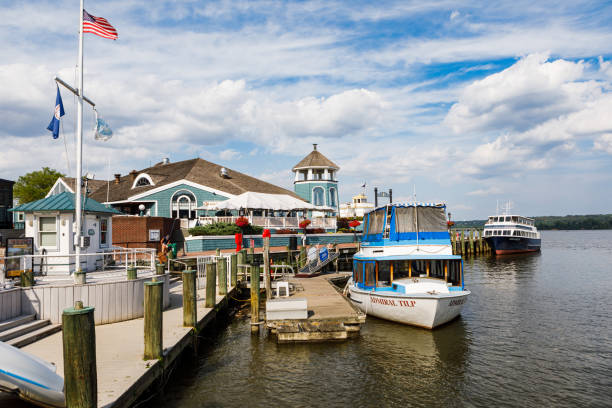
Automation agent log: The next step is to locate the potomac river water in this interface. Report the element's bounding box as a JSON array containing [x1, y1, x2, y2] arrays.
[[151, 230, 611, 407]]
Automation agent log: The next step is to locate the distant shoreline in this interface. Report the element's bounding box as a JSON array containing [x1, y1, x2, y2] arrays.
[[452, 214, 612, 230]]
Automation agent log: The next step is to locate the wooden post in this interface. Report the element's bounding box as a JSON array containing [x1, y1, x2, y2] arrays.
[[216, 248, 221, 257], [155, 262, 165, 275], [217, 256, 227, 296], [263, 237, 271, 300], [20, 269, 34, 287], [127, 266, 137, 280], [144, 279, 163, 360], [426, 261, 430, 277], [299, 246, 306, 268], [62, 301, 97, 408], [248, 246, 254, 265], [205, 262, 216, 308], [250, 264, 260, 334], [230, 253, 238, 287], [182, 269, 196, 327], [286, 245, 291, 267], [237, 250, 246, 281]]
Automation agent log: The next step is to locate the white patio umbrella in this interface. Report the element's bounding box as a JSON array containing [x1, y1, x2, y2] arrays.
[[196, 192, 332, 211]]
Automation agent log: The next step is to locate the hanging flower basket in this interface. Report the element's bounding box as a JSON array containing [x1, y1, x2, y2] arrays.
[[447, 221, 455, 227], [235, 217, 249, 228], [349, 220, 361, 228], [299, 219, 311, 230]]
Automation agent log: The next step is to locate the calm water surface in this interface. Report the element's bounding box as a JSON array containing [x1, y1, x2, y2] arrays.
[[153, 230, 612, 407]]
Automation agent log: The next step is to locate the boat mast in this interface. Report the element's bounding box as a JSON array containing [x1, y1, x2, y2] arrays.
[[74, 0, 84, 282]]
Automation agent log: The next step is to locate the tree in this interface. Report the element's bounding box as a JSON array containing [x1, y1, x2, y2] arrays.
[[14, 167, 65, 204]]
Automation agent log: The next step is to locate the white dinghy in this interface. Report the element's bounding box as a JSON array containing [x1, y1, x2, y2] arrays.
[[0, 341, 65, 407]]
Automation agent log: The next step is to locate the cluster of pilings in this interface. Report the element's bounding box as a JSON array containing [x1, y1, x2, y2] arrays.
[[450, 229, 492, 256]]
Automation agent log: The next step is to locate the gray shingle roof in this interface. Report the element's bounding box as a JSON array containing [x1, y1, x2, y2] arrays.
[[86, 158, 303, 203], [292, 149, 339, 170]]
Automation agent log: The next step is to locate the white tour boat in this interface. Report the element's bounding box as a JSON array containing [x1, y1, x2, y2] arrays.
[[347, 203, 470, 329]]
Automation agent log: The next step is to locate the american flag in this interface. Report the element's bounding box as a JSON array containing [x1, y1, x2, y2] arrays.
[[83, 10, 118, 40]]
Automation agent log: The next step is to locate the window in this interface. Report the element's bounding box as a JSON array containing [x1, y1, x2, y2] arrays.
[[171, 190, 197, 219], [365, 262, 375, 286], [329, 188, 337, 207], [136, 178, 150, 187], [377, 261, 391, 286], [100, 218, 108, 246], [39, 217, 57, 247], [313, 187, 325, 206]]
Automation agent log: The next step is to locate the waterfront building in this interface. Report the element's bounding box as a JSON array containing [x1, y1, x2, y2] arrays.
[[339, 193, 375, 218], [47, 157, 315, 229], [292, 144, 340, 216], [10, 192, 120, 274]]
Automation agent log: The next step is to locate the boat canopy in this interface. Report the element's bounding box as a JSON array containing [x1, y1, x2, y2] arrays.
[[362, 203, 448, 243]]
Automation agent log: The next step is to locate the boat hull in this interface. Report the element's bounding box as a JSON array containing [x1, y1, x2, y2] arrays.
[[485, 236, 541, 255], [347, 286, 470, 329]]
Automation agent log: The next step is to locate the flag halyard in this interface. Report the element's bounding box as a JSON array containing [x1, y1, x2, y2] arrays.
[[83, 10, 118, 40]]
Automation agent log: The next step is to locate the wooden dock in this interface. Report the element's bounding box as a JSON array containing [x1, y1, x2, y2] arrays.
[[265, 273, 365, 342], [19, 280, 236, 408]]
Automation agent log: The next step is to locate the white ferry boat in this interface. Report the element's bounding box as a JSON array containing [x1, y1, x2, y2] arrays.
[[347, 203, 470, 329], [483, 214, 541, 255]]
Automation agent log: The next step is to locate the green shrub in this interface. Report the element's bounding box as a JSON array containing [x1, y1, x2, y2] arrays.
[[189, 222, 264, 236]]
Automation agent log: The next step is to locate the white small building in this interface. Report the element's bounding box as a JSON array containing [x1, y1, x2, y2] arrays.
[[339, 193, 375, 218], [11, 192, 120, 275]]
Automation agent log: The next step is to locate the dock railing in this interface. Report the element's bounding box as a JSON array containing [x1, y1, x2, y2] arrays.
[[0, 247, 156, 284], [198, 215, 337, 230]]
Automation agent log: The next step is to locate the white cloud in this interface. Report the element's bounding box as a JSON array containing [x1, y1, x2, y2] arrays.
[[466, 186, 502, 196], [218, 149, 242, 161], [594, 134, 612, 154], [450, 10, 460, 21]]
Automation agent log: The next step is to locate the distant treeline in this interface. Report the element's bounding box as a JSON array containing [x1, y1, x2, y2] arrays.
[[452, 214, 612, 230]]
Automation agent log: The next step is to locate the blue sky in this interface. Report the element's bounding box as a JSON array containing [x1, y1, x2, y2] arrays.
[[1, 0, 612, 219]]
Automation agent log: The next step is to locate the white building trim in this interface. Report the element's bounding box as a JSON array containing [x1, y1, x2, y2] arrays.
[[124, 179, 236, 202], [45, 178, 74, 197], [131, 173, 155, 189]]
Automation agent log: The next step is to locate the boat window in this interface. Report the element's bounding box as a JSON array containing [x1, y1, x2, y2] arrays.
[[354, 261, 363, 283], [447, 260, 462, 285], [430, 261, 444, 279], [417, 207, 447, 231], [512, 230, 518, 236], [367, 209, 385, 236], [365, 262, 375, 286], [393, 260, 411, 279], [377, 261, 391, 286], [395, 207, 417, 232], [511, 216, 518, 223], [503, 230, 510, 236]]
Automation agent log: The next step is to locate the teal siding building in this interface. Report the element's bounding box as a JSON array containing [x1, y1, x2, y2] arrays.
[[292, 144, 340, 216]]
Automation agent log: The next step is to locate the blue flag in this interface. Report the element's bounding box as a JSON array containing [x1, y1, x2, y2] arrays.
[[47, 86, 65, 139]]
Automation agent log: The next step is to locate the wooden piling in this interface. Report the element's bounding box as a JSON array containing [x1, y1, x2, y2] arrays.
[[285, 245, 291, 267], [217, 256, 227, 296], [144, 279, 163, 360], [299, 246, 306, 267], [155, 262, 165, 275], [127, 266, 137, 280], [230, 253, 238, 287], [62, 301, 97, 408], [182, 269, 196, 327], [205, 262, 216, 308], [263, 237, 271, 300], [248, 246, 254, 265], [216, 248, 221, 257], [250, 264, 260, 334], [20, 269, 34, 287], [237, 250, 246, 280]]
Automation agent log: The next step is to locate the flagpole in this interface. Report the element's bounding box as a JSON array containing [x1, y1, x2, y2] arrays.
[[74, 0, 84, 283]]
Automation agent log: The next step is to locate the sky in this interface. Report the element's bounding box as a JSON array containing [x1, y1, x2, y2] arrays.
[[1, 0, 612, 219]]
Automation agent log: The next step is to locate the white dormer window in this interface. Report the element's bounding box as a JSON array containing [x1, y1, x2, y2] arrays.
[[131, 173, 155, 189]]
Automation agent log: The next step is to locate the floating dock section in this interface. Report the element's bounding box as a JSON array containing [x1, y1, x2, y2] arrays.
[[265, 273, 365, 342]]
